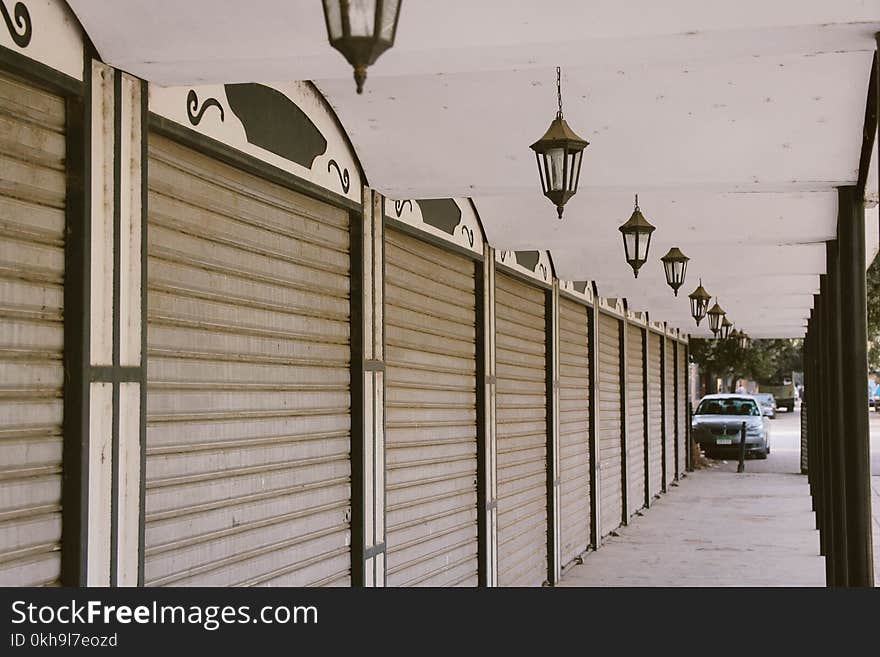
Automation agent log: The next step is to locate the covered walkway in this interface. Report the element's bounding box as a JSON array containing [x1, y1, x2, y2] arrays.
[[560, 470, 824, 587]]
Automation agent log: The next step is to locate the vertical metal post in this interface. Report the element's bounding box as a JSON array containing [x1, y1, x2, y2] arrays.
[[838, 186, 875, 586], [736, 422, 746, 473]]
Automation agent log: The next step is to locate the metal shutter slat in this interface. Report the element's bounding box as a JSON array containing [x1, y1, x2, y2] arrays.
[[385, 229, 478, 587], [598, 313, 622, 536], [145, 135, 351, 587], [627, 324, 645, 514], [648, 334, 663, 498], [665, 338, 675, 485], [496, 273, 547, 587], [0, 72, 65, 587], [558, 299, 590, 567]]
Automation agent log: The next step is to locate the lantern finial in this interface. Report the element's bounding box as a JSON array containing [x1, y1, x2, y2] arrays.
[[322, 0, 402, 95]]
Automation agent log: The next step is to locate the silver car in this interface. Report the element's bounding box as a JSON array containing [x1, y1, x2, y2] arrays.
[[691, 394, 771, 459]]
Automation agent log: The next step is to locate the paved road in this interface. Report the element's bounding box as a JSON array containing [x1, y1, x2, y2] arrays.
[[705, 404, 880, 475], [707, 405, 803, 474]]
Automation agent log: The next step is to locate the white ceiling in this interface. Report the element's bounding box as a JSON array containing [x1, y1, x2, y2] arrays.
[[68, 0, 880, 337]]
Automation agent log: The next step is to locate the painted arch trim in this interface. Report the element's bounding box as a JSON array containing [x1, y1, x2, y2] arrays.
[[0, 0, 83, 80], [149, 80, 364, 205]]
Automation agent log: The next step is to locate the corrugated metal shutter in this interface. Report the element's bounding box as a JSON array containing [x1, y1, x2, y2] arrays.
[[0, 73, 66, 586], [626, 324, 645, 514], [495, 273, 547, 586], [597, 312, 622, 536], [558, 297, 590, 567], [647, 333, 663, 498], [665, 337, 675, 485], [145, 135, 351, 586], [384, 229, 478, 587], [677, 344, 687, 478]]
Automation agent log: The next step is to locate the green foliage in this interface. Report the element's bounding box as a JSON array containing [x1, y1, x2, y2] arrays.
[[690, 337, 802, 384], [867, 251, 880, 371]]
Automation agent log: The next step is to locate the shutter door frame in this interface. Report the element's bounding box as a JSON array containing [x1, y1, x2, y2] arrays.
[[647, 331, 663, 499], [626, 322, 645, 514], [558, 296, 590, 568], [495, 271, 548, 587], [384, 227, 479, 587], [144, 133, 353, 587], [664, 337, 675, 489], [597, 312, 623, 537]]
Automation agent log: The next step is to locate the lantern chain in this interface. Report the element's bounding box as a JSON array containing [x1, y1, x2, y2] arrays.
[[556, 66, 563, 119]]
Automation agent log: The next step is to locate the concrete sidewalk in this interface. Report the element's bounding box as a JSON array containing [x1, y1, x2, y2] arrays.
[[560, 470, 825, 587]]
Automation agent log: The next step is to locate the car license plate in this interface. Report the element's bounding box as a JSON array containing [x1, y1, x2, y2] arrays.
[[716, 438, 733, 445]]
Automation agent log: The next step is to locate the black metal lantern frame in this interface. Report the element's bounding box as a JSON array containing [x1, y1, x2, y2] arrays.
[[720, 315, 733, 340], [688, 279, 711, 325], [660, 247, 689, 296], [530, 67, 589, 219], [323, 0, 402, 94], [619, 194, 656, 278], [707, 300, 726, 336]]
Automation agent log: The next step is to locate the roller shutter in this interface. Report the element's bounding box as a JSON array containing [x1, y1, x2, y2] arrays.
[[558, 298, 590, 566], [0, 73, 66, 586], [597, 312, 623, 537], [495, 273, 547, 586], [647, 333, 663, 498], [385, 229, 478, 587], [145, 135, 351, 586], [665, 337, 676, 485], [626, 323, 645, 514], [677, 344, 687, 479]]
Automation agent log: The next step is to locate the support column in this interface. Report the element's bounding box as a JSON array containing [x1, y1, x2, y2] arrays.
[[588, 302, 600, 546], [477, 246, 498, 586], [838, 185, 875, 586], [546, 283, 561, 584], [619, 317, 629, 523], [81, 61, 146, 587], [660, 330, 668, 493], [673, 341, 680, 483], [641, 328, 651, 507], [352, 188, 386, 586], [826, 242, 848, 586], [685, 342, 693, 473]]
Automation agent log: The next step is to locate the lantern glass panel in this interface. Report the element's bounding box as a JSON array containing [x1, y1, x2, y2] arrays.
[[547, 148, 566, 191], [379, 0, 399, 40], [324, 0, 343, 39], [568, 151, 581, 192], [624, 231, 637, 261], [347, 0, 375, 36]]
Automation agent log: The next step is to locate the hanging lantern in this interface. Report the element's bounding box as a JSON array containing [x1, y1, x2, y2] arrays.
[[738, 331, 751, 350], [618, 194, 656, 278], [530, 67, 589, 219], [720, 316, 733, 340], [707, 299, 726, 337], [688, 279, 711, 325], [660, 247, 689, 296], [322, 0, 402, 94]]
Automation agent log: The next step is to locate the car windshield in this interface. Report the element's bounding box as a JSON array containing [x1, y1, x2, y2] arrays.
[[754, 394, 773, 404], [695, 399, 760, 416]]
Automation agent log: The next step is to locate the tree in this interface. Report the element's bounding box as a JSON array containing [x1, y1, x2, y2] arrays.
[[867, 251, 880, 371], [690, 337, 802, 392]]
